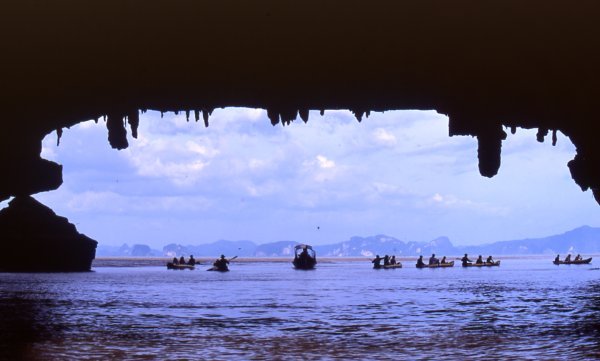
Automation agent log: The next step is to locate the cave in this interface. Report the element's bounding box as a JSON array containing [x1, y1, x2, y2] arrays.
[[1, 1, 599, 271]]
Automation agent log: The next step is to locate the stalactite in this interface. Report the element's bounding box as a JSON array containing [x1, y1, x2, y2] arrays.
[[299, 108, 309, 123], [510, 126, 516, 134], [320, 109, 325, 116], [366, 110, 371, 118], [267, 108, 280, 126], [536, 128, 548, 143], [185, 110, 190, 122], [281, 109, 297, 125], [202, 109, 213, 127], [476, 125, 507, 178], [127, 110, 139, 139], [106, 113, 128, 150], [352, 109, 364, 122], [552, 129, 558, 146], [194, 110, 200, 122], [56, 128, 63, 146]]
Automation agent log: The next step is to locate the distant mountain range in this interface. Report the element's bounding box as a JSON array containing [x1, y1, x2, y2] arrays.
[[96, 225, 600, 257]]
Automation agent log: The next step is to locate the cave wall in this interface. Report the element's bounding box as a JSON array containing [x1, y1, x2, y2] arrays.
[[1, 0, 599, 202]]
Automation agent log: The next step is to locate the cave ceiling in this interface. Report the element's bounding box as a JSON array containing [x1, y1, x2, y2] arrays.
[[1, 0, 599, 203]]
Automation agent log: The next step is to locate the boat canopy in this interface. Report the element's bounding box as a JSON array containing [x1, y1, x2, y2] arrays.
[[294, 244, 316, 257]]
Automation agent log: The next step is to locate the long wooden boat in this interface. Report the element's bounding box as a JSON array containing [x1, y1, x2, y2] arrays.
[[553, 257, 592, 265], [383, 263, 403, 269], [416, 261, 454, 269], [462, 260, 501, 267], [167, 262, 195, 270]]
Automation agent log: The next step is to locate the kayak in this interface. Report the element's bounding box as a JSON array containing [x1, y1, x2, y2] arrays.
[[383, 263, 403, 269], [553, 257, 592, 265], [462, 260, 501, 267], [167, 262, 195, 270], [207, 266, 229, 272], [416, 261, 454, 268]]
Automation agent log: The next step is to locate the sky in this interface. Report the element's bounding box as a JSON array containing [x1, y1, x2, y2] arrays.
[[5, 108, 599, 248]]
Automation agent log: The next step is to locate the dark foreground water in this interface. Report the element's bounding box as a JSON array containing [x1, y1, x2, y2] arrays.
[[1, 258, 599, 360]]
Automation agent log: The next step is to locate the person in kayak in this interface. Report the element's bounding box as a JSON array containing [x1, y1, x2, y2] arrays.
[[486, 255, 495, 264], [390, 255, 397, 265], [575, 254, 582, 261], [172, 257, 179, 265], [440, 256, 447, 264], [555, 254, 560, 263], [461, 254, 472, 266], [383, 255, 390, 266], [188, 255, 196, 266], [213, 255, 229, 271], [564, 254, 572, 262], [476, 255, 484, 265], [179, 256, 186, 265], [429, 254, 439, 266], [416, 255, 425, 267], [372, 255, 382, 269]]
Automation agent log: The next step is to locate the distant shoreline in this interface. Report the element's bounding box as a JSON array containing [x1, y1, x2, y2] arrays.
[[93, 254, 598, 267]]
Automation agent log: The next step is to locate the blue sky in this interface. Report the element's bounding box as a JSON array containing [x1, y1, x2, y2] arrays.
[[8, 109, 598, 248]]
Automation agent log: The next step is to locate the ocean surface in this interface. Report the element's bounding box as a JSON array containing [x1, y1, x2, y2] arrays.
[[1, 257, 599, 360]]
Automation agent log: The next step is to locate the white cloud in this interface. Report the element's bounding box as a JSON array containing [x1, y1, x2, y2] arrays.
[[372, 128, 397, 146], [427, 192, 509, 216], [316, 155, 335, 169]]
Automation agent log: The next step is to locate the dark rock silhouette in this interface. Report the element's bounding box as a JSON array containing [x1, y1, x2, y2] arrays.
[[1, 1, 600, 270], [0, 196, 97, 272]]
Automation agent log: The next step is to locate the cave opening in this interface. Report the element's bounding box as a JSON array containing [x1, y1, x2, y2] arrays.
[[12, 108, 597, 254]]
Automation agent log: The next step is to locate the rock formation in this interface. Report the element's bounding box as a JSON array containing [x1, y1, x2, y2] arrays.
[[0, 1, 599, 270], [0, 196, 97, 272]]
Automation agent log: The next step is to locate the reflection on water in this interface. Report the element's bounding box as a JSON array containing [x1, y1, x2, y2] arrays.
[[0, 259, 599, 360]]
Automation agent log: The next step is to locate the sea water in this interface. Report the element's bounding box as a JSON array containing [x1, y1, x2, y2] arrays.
[[0, 258, 599, 360]]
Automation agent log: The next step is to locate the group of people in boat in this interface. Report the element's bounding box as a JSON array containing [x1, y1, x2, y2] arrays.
[[416, 254, 449, 267], [171, 255, 196, 266], [555, 254, 584, 263], [371, 254, 399, 269], [461, 254, 495, 266]]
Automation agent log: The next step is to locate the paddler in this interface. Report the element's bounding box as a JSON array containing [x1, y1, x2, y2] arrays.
[[475, 255, 483, 265], [372, 255, 382, 269], [416, 255, 425, 268], [214, 255, 229, 271], [461, 254, 472, 266]]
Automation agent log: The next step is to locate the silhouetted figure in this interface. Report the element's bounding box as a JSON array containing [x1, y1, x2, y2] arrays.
[[390, 255, 397, 265], [461, 254, 472, 266], [188, 255, 196, 266], [486, 255, 494, 264], [476, 255, 483, 264], [441, 256, 447, 264], [179, 256, 186, 265], [172, 257, 179, 265], [575, 254, 582, 261], [429, 253, 439, 265], [213, 255, 229, 271], [416, 255, 425, 267], [384, 255, 390, 266], [372, 255, 382, 269], [565, 254, 572, 262], [555, 254, 560, 263], [299, 247, 310, 263]]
